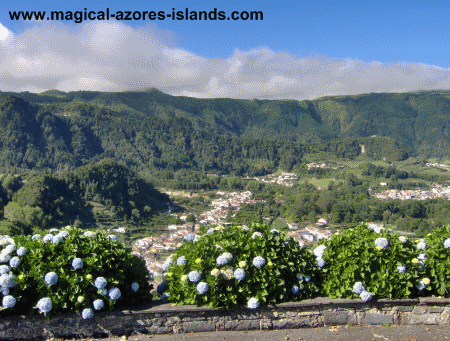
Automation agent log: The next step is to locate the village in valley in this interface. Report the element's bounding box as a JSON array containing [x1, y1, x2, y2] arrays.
[[123, 185, 343, 284]]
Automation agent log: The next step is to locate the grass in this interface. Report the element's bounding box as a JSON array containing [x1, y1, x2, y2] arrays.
[[304, 178, 335, 187]]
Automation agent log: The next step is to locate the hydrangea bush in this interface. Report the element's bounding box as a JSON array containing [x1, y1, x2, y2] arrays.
[[420, 225, 450, 296], [163, 223, 320, 308], [0, 226, 153, 319], [316, 223, 428, 300]]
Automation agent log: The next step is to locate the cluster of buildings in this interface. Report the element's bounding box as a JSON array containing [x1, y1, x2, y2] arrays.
[[306, 163, 342, 170], [426, 162, 449, 169], [287, 225, 335, 247], [249, 172, 298, 187], [372, 184, 450, 200], [197, 190, 260, 224]]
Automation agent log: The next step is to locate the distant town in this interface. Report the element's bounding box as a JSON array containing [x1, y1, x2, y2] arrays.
[[372, 184, 450, 201]]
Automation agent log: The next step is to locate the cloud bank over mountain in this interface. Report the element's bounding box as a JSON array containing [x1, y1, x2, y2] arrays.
[[1, 21, 449, 100]]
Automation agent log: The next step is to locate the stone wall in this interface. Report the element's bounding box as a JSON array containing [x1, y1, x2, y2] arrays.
[[2, 297, 450, 340]]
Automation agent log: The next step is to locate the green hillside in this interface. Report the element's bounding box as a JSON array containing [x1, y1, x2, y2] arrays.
[[0, 93, 406, 176], [1, 89, 449, 159], [0, 160, 169, 235]]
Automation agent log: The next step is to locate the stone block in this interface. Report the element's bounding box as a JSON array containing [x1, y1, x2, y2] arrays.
[[183, 321, 216, 333], [365, 313, 394, 325], [272, 319, 315, 329], [224, 320, 260, 331], [412, 306, 427, 315], [146, 326, 173, 334], [405, 313, 440, 325], [428, 307, 444, 313], [323, 311, 348, 325], [395, 306, 414, 312]]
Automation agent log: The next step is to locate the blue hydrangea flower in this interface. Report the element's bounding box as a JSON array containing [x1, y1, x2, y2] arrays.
[[31, 234, 42, 240], [16, 247, 28, 257], [296, 273, 303, 280], [106, 235, 118, 241], [156, 282, 166, 294], [161, 262, 170, 271], [247, 297, 259, 309], [1, 286, 9, 296], [316, 258, 326, 268], [2, 295, 16, 308], [418, 253, 427, 261], [216, 256, 229, 266], [184, 234, 195, 242], [291, 285, 300, 295], [374, 238, 389, 249], [397, 265, 407, 273], [242, 225, 249, 231], [52, 235, 63, 244], [252, 232, 263, 239], [360, 290, 373, 302], [49, 228, 59, 233], [271, 229, 279, 233], [3, 245, 15, 254], [207, 228, 214, 234], [417, 241, 427, 250], [234, 268, 246, 281], [93, 299, 104, 310], [0, 265, 9, 275], [353, 282, 365, 294], [253, 256, 265, 267], [304, 275, 311, 283], [9, 256, 20, 268], [0, 253, 11, 263], [131, 282, 139, 292], [416, 280, 425, 291], [444, 238, 450, 249], [418, 262, 425, 272], [188, 270, 201, 283], [72, 258, 83, 270], [196, 282, 209, 295], [37, 297, 52, 313], [0, 274, 15, 288], [108, 288, 121, 300], [284, 241, 289, 246], [82, 308, 94, 319], [44, 272, 58, 286], [177, 256, 187, 266], [98, 289, 108, 296], [222, 252, 233, 260], [94, 277, 107, 290], [160, 292, 170, 301], [57, 231, 69, 239], [42, 234, 53, 243]]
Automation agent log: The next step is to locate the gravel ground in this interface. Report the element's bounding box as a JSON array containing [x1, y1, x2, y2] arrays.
[[42, 324, 450, 341]]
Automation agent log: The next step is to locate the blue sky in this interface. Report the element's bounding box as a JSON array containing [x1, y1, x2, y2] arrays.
[[0, 0, 449, 99]]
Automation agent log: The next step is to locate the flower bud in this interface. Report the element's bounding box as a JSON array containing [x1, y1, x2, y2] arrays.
[[77, 296, 85, 303]]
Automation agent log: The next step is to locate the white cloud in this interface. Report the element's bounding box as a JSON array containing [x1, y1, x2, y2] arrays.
[[0, 21, 449, 100], [0, 22, 14, 46]]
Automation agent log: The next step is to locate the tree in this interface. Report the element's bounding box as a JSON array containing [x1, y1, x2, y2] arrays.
[[186, 214, 196, 223]]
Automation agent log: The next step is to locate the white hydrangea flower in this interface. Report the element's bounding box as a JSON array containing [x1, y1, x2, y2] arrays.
[[360, 290, 373, 302], [417, 241, 427, 250], [374, 238, 389, 249], [313, 245, 327, 258], [444, 238, 450, 249], [247, 297, 259, 309], [399, 236, 407, 243]]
